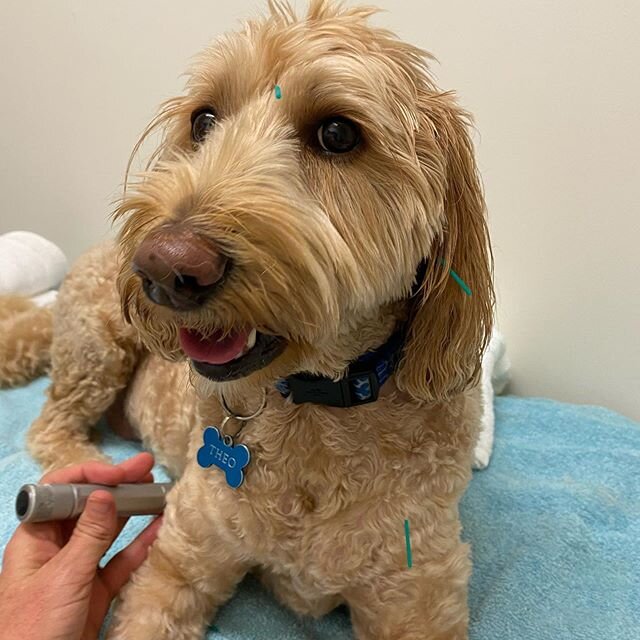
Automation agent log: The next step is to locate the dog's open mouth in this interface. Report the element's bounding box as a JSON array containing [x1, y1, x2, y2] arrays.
[[179, 328, 286, 381]]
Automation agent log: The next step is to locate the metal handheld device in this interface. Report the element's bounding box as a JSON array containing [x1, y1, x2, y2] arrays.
[[15, 482, 174, 523]]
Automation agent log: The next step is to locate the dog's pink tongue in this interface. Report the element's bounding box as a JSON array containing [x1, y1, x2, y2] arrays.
[[179, 328, 250, 365]]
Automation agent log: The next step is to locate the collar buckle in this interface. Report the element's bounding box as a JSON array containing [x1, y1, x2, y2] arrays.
[[287, 370, 380, 408]]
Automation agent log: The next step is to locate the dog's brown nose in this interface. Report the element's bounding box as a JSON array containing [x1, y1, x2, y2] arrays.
[[132, 225, 228, 311]]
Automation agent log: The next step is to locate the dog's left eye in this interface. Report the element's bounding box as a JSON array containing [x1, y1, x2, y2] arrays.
[[191, 109, 217, 144], [316, 117, 361, 154]]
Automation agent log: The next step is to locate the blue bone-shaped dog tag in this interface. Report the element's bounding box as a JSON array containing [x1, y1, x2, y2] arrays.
[[197, 427, 250, 489]]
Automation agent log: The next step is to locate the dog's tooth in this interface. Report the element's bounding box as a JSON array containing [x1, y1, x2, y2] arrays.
[[246, 329, 257, 350]]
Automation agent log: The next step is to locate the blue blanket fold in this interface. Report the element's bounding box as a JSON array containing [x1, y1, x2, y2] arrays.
[[1, 379, 638, 639]]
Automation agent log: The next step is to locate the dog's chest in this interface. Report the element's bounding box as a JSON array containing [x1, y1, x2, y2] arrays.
[[244, 408, 360, 518], [226, 403, 438, 582], [197, 391, 476, 587]]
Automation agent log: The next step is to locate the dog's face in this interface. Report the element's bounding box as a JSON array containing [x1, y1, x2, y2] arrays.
[[116, 0, 494, 401]]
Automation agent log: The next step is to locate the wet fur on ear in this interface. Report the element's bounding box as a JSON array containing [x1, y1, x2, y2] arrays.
[[396, 91, 495, 402]]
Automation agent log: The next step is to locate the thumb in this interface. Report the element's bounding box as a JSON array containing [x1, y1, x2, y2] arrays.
[[64, 491, 118, 572]]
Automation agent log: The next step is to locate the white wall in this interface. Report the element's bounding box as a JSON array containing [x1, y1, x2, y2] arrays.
[[1, 1, 638, 420]]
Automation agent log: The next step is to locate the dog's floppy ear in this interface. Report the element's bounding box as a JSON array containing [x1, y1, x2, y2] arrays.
[[396, 91, 494, 402]]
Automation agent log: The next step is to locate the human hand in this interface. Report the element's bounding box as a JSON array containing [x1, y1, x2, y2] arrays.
[[0, 453, 163, 640]]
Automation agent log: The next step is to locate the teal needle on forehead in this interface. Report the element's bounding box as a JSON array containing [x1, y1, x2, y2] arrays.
[[274, 84, 282, 100]]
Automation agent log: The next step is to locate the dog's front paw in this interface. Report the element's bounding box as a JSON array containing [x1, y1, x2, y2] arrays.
[[106, 615, 200, 640], [106, 584, 208, 640]]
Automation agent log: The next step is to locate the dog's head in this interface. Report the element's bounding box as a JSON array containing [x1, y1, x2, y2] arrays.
[[116, 0, 494, 402]]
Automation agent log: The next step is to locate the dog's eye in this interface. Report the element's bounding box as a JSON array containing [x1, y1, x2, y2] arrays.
[[191, 109, 217, 144], [316, 117, 360, 154]]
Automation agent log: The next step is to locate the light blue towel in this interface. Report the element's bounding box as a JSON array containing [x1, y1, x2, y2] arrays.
[[0, 378, 638, 639]]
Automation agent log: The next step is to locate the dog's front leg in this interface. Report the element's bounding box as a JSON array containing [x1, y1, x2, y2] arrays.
[[107, 471, 250, 640], [345, 540, 471, 640]]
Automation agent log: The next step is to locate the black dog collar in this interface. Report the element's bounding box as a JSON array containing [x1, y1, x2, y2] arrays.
[[274, 329, 405, 408]]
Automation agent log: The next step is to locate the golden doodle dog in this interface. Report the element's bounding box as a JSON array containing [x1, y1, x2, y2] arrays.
[[1, 1, 494, 637]]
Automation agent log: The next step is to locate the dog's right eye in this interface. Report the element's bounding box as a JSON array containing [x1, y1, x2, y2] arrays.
[[316, 117, 361, 154], [191, 109, 217, 144]]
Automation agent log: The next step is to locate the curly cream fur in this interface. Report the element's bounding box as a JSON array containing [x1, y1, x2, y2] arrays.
[[21, 2, 494, 638], [0, 296, 53, 387]]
